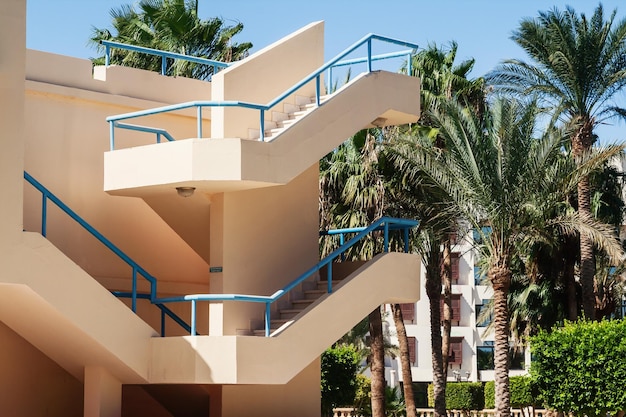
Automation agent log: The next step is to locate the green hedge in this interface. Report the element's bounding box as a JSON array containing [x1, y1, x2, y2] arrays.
[[484, 376, 535, 409], [428, 382, 484, 410]]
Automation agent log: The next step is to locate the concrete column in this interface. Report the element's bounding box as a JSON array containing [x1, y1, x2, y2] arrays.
[[84, 367, 122, 417], [0, 0, 26, 247]]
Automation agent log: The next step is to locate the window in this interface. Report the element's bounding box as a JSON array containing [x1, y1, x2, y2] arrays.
[[474, 265, 486, 285], [475, 301, 492, 327], [408, 336, 417, 364], [477, 343, 494, 370], [449, 337, 464, 366], [399, 303, 415, 323], [440, 294, 462, 325], [477, 342, 525, 370]]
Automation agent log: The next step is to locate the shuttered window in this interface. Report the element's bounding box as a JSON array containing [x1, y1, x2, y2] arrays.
[[449, 337, 464, 366], [399, 303, 415, 322], [440, 294, 462, 325]]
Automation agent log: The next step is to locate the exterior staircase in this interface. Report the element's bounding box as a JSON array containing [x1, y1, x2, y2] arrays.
[[248, 94, 329, 141]]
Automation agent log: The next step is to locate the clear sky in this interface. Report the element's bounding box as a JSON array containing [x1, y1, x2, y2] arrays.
[[26, 0, 626, 142]]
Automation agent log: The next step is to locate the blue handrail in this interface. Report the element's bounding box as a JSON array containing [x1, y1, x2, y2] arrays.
[[23, 171, 191, 335], [100, 40, 230, 78], [106, 33, 418, 149], [154, 216, 418, 337]]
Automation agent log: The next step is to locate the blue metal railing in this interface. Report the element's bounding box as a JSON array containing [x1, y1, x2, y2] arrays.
[[154, 217, 418, 337], [100, 40, 230, 78], [106, 33, 418, 149], [24, 173, 417, 337], [23, 171, 190, 335]]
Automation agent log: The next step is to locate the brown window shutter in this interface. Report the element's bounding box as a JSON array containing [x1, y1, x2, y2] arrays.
[[451, 294, 462, 322], [408, 336, 416, 364], [399, 303, 415, 322], [449, 337, 464, 365], [451, 253, 460, 283]]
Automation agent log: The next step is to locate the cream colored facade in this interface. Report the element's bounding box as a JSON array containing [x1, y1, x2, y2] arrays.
[[1, 1, 421, 416]]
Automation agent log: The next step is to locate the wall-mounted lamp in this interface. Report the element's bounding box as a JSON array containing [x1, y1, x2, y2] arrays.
[[371, 117, 387, 127], [176, 186, 196, 198]]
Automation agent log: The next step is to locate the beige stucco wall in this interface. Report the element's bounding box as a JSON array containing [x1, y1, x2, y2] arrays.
[[0, 322, 83, 417], [23, 51, 211, 295], [211, 21, 324, 139]]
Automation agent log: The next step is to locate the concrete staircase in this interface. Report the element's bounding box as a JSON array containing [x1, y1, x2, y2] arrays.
[[248, 94, 330, 141]]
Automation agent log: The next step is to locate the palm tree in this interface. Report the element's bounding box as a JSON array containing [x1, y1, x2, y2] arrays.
[[90, 0, 252, 79], [400, 41, 485, 417], [487, 3, 626, 319], [389, 96, 624, 417]]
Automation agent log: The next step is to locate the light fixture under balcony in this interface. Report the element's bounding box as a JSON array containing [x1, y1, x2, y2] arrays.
[[176, 186, 196, 198], [371, 117, 387, 127]]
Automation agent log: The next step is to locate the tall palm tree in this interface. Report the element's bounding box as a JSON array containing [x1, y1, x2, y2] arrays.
[[90, 0, 252, 79], [401, 41, 485, 417], [389, 96, 624, 417], [487, 3, 626, 319]]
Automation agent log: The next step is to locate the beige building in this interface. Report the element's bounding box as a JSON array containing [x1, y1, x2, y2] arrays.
[[1, 1, 422, 416]]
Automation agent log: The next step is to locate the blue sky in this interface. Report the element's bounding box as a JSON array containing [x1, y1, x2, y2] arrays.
[[26, 0, 626, 142]]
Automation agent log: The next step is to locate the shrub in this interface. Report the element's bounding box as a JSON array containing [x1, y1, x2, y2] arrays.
[[531, 319, 626, 417], [484, 376, 534, 409], [428, 382, 484, 410], [321, 344, 360, 416], [484, 381, 495, 409]]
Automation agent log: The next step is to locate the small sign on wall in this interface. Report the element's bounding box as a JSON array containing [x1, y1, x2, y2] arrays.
[[209, 266, 223, 273]]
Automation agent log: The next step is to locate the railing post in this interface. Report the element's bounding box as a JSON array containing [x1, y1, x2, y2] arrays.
[[191, 299, 197, 336], [367, 39, 372, 73], [161, 56, 167, 75], [339, 233, 345, 261], [315, 75, 321, 106], [109, 121, 115, 151], [41, 192, 47, 237], [105, 44, 111, 67], [156, 133, 161, 144], [132, 267, 138, 312], [197, 106, 203, 138], [265, 303, 271, 337], [327, 264, 333, 293], [259, 110, 265, 142], [384, 222, 389, 252], [404, 227, 410, 253], [161, 308, 166, 336]]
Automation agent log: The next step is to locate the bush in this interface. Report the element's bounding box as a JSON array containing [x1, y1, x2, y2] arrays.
[[321, 345, 360, 416], [531, 319, 626, 417], [484, 381, 495, 409], [428, 382, 484, 410], [484, 376, 534, 409]]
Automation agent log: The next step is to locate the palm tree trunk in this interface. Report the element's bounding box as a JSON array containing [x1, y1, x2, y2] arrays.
[[563, 235, 578, 321], [369, 306, 386, 417], [490, 265, 511, 417], [441, 240, 452, 372], [578, 176, 596, 320], [426, 248, 446, 417], [573, 123, 596, 320], [392, 304, 416, 417]]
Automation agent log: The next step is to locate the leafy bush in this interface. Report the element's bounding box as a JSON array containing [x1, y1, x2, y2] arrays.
[[484, 376, 534, 409], [531, 319, 626, 417], [428, 382, 484, 410], [484, 381, 495, 409], [321, 345, 360, 416]]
